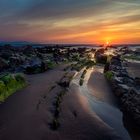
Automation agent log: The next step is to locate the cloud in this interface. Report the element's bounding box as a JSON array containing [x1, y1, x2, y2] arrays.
[[0, 0, 140, 43], [17, 0, 114, 21]]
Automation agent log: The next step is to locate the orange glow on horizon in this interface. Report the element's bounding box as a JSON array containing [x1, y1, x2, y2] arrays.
[[0, 0, 140, 44], [106, 41, 109, 45]]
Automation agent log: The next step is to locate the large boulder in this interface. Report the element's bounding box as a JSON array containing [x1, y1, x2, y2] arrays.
[[22, 45, 35, 56], [94, 49, 107, 64], [121, 89, 140, 125], [95, 54, 107, 64], [23, 58, 45, 74]]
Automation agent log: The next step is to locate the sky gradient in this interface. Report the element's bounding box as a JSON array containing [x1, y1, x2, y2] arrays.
[[0, 0, 140, 44]]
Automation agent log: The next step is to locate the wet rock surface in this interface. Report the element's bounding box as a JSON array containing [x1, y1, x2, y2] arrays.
[[0, 58, 9, 72], [104, 55, 140, 126], [0, 45, 90, 74], [94, 49, 108, 64]]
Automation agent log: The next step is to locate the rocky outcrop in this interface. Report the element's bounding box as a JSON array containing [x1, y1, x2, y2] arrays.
[[104, 55, 140, 126], [0, 45, 54, 74], [94, 49, 107, 64], [23, 58, 45, 74]]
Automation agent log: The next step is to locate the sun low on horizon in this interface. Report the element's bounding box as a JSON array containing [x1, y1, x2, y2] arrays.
[[0, 0, 140, 44]]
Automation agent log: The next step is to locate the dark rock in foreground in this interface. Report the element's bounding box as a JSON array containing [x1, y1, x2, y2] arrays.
[[104, 55, 140, 126]]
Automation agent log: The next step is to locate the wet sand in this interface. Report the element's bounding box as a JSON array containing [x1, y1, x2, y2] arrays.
[[87, 66, 131, 140], [87, 65, 140, 140], [0, 64, 122, 140], [88, 66, 119, 107], [0, 65, 67, 140]]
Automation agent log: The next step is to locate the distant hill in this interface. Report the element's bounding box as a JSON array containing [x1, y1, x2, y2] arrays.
[[0, 41, 35, 47], [0, 41, 139, 48], [0, 41, 98, 48]]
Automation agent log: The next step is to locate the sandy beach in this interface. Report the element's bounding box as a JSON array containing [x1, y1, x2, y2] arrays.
[[0, 0, 140, 139], [0, 64, 123, 140], [0, 61, 140, 140]]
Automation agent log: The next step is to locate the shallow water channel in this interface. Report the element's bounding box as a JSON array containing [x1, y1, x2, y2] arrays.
[[71, 67, 132, 140]]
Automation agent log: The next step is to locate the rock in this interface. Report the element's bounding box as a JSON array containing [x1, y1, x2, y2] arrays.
[[111, 56, 120, 62], [58, 78, 70, 87], [95, 54, 107, 64], [0, 57, 9, 71], [58, 72, 75, 87], [135, 77, 140, 86], [22, 45, 35, 56], [23, 58, 45, 74], [0, 51, 12, 60], [122, 90, 140, 126], [9, 56, 24, 66], [104, 62, 110, 73], [112, 76, 124, 84], [105, 54, 140, 126], [114, 84, 130, 97], [94, 49, 107, 64], [109, 65, 122, 72], [122, 77, 134, 86]]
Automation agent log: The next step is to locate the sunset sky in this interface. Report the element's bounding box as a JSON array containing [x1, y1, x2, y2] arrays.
[[0, 0, 140, 44]]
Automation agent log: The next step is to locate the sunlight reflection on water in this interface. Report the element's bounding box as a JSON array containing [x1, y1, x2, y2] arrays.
[[71, 67, 131, 140]]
